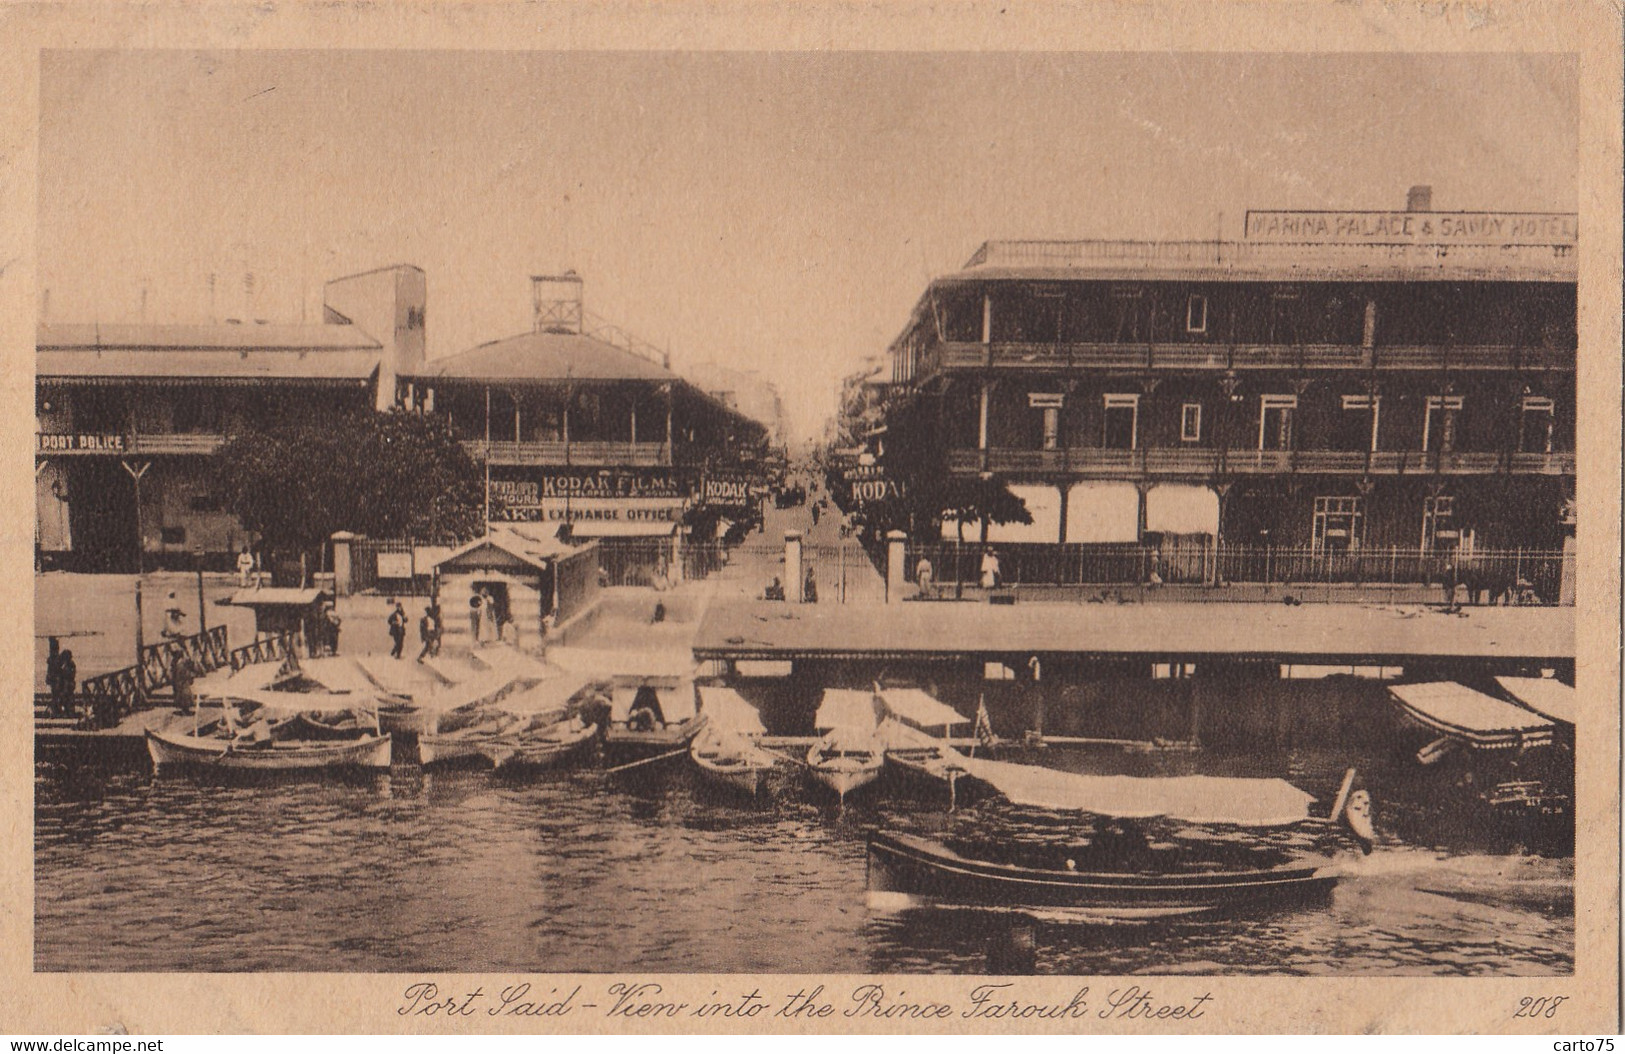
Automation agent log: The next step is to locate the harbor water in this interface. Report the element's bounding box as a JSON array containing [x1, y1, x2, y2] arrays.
[[35, 740, 1572, 975]]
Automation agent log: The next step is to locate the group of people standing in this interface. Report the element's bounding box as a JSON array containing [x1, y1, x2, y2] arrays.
[[386, 599, 445, 662]]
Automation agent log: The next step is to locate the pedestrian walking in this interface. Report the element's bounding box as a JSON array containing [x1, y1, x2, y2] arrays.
[[915, 555, 934, 599], [803, 566, 818, 604], [170, 652, 199, 715], [427, 601, 443, 657], [469, 592, 485, 645], [979, 548, 1001, 590], [416, 605, 436, 663], [162, 592, 188, 640], [388, 600, 408, 659], [322, 602, 343, 656], [236, 546, 256, 588]]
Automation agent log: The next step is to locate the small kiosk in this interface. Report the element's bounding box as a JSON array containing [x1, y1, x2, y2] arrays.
[[226, 587, 334, 656], [432, 526, 600, 649]]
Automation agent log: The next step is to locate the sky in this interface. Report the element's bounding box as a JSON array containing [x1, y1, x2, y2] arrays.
[[38, 51, 1576, 440]]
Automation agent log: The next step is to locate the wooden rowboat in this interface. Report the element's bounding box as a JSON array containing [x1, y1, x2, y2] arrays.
[[146, 727, 392, 772], [492, 721, 599, 774], [866, 831, 1339, 921], [806, 729, 883, 802], [691, 729, 778, 797]]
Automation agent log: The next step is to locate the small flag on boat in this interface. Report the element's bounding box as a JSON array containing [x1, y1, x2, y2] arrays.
[[974, 695, 995, 748]]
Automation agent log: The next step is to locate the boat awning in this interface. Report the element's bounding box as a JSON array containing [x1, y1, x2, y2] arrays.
[[192, 660, 289, 700], [1388, 682, 1555, 748], [298, 656, 387, 696], [545, 646, 697, 680], [1496, 676, 1577, 726], [234, 688, 379, 716], [878, 688, 966, 729], [698, 686, 767, 735], [956, 757, 1315, 826], [501, 675, 596, 717], [815, 688, 884, 731]]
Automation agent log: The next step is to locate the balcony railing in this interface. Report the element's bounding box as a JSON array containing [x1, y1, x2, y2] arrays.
[[947, 447, 1575, 477], [466, 439, 672, 467], [925, 340, 1572, 376]]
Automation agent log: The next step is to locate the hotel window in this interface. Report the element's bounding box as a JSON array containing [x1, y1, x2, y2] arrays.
[[1102, 393, 1139, 450], [1258, 395, 1296, 451], [1421, 495, 1460, 552], [1311, 496, 1364, 553], [1340, 394, 1382, 451], [1180, 403, 1202, 443], [1028, 392, 1064, 451], [1422, 395, 1463, 453], [1520, 396, 1555, 454], [1186, 294, 1208, 334]]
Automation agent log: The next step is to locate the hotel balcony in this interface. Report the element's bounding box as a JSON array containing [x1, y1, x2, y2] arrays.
[[919, 340, 1573, 377], [946, 447, 1575, 478], [463, 439, 672, 467]]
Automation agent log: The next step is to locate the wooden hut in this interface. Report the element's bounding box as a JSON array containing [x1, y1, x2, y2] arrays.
[[432, 526, 600, 650]]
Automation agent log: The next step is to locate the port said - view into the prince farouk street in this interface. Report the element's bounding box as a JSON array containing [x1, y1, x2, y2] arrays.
[[33, 52, 1577, 977]]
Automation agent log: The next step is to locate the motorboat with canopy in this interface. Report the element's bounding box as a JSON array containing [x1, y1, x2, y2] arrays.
[[1388, 682, 1556, 754], [1495, 677, 1576, 727], [545, 649, 706, 767], [868, 761, 1362, 920], [1386, 681, 1571, 849], [690, 686, 779, 797]]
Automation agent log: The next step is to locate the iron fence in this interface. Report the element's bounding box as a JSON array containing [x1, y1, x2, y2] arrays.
[[902, 541, 1571, 604]]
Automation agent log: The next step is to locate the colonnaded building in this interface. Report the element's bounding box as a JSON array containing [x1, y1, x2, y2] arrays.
[[36, 267, 768, 576], [876, 188, 1577, 598]]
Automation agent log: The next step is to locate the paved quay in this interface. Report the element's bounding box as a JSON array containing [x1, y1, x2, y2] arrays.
[[694, 598, 1574, 664]]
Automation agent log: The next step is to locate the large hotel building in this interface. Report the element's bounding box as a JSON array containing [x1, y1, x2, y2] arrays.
[[879, 189, 1576, 593]]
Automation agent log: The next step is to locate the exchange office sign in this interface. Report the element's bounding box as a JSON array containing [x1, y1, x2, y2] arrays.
[[1244, 210, 1577, 246], [489, 468, 686, 525], [37, 432, 127, 454]]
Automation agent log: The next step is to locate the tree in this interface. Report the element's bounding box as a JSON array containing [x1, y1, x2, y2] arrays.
[[212, 409, 484, 568]]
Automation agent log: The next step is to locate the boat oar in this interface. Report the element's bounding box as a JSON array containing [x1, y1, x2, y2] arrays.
[[604, 747, 689, 775]]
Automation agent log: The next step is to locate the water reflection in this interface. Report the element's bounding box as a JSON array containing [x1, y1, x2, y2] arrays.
[[35, 743, 1572, 975]]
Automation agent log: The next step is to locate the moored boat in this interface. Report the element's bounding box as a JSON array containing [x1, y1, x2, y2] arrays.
[[145, 725, 392, 772], [691, 687, 777, 797], [866, 831, 1338, 920], [491, 718, 599, 774], [806, 689, 887, 802], [868, 761, 1362, 920], [806, 728, 884, 801]]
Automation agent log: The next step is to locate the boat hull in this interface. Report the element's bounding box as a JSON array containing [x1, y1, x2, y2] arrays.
[[493, 724, 599, 774], [145, 729, 392, 772], [378, 706, 438, 737], [809, 758, 883, 799], [866, 832, 1336, 920], [692, 752, 772, 797], [884, 749, 980, 803]]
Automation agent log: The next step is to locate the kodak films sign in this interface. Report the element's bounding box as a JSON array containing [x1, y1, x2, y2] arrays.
[[1244, 210, 1577, 246]]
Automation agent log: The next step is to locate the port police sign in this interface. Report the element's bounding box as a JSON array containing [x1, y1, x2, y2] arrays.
[[1245, 210, 1577, 246], [36, 432, 126, 454]]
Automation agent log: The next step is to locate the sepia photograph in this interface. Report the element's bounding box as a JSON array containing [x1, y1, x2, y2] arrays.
[[11, 11, 1616, 1032]]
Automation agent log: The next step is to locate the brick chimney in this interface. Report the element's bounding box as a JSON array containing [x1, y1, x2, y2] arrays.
[[1406, 185, 1433, 212]]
